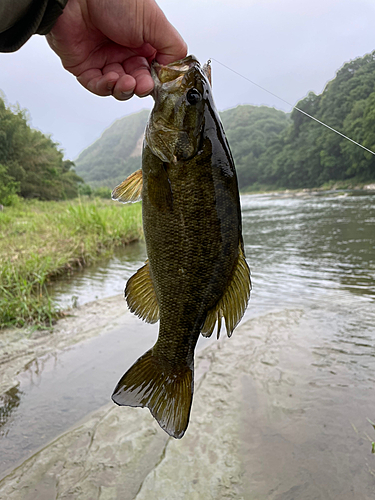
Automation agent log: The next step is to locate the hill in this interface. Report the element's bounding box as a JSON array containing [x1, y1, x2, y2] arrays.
[[74, 105, 289, 190], [0, 97, 83, 205], [220, 105, 290, 189], [250, 51, 375, 189], [75, 50, 375, 192], [75, 109, 150, 189]]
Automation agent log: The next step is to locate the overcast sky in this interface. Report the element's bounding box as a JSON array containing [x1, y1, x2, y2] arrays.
[[1, 0, 375, 160]]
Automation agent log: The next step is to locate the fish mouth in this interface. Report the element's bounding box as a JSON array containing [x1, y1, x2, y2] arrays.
[[151, 55, 200, 87]]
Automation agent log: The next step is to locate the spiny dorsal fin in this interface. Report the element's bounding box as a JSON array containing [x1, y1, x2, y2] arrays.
[[112, 349, 193, 439], [125, 260, 160, 323], [201, 244, 251, 339], [112, 169, 143, 203]]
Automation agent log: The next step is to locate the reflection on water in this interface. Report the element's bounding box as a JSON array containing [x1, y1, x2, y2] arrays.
[[48, 192, 375, 313], [0, 387, 22, 438], [0, 317, 161, 477], [241, 191, 375, 318], [1, 191, 375, 483], [47, 241, 148, 309]]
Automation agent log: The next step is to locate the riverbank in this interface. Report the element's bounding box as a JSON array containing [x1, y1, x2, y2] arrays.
[[0, 294, 127, 396], [242, 181, 375, 195], [1, 190, 374, 499], [0, 198, 142, 328], [1, 304, 374, 500]]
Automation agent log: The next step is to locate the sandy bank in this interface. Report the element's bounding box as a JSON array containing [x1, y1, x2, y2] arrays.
[[0, 295, 127, 396], [0, 309, 270, 500], [1, 306, 374, 499]]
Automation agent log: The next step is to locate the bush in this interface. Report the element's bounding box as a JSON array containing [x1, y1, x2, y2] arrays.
[[92, 186, 112, 199]]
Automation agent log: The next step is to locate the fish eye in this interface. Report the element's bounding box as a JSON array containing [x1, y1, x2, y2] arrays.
[[186, 88, 202, 105]]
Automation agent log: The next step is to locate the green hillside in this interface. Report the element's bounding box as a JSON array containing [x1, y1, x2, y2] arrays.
[[250, 51, 375, 189], [220, 105, 290, 188], [74, 105, 289, 190], [75, 50, 375, 192], [0, 97, 83, 205], [75, 109, 150, 189]]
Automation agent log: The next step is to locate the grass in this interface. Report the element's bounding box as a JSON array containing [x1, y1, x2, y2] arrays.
[[367, 418, 375, 454], [0, 197, 143, 328]]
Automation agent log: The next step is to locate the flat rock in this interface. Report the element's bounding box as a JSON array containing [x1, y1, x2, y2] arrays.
[[1, 308, 374, 499]]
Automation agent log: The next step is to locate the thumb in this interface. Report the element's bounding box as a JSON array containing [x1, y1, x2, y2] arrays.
[[146, 7, 187, 65]]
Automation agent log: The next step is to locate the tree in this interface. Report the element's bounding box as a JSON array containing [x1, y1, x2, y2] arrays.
[[0, 95, 84, 203]]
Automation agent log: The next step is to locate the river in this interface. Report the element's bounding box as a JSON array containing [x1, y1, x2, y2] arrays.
[[49, 190, 375, 313], [0, 191, 374, 496]]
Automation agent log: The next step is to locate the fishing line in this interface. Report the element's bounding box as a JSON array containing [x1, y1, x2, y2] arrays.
[[210, 57, 375, 157]]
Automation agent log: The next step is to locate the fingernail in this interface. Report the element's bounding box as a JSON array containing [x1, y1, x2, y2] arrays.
[[138, 90, 152, 98], [120, 91, 134, 100]]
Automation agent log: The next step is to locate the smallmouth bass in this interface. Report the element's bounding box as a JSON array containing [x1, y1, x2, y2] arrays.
[[111, 56, 251, 439]]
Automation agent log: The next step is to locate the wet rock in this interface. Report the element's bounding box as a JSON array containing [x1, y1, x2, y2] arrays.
[[0, 405, 169, 500], [2, 308, 374, 499], [0, 311, 298, 499]]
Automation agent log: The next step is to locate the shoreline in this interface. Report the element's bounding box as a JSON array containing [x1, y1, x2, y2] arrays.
[[0, 198, 143, 328], [0, 294, 128, 396], [1, 305, 374, 499], [241, 181, 375, 195]]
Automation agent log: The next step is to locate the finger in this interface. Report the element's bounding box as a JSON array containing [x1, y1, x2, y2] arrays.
[[123, 56, 154, 97], [77, 69, 119, 96], [134, 71, 154, 97], [146, 9, 187, 65], [94, 72, 119, 96], [102, 62, 126, 76], [112, 74, 136, 101], [133, 43, 157, 63]]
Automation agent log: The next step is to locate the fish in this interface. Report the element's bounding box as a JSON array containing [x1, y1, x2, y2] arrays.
[[111, 55, 251, 439]]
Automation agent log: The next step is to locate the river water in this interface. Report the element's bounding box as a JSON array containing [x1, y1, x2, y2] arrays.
[[0, 191, 375, 494], [48, 190, 375, 313]]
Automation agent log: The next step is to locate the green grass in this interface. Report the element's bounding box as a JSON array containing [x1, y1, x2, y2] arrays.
[[0, 198, 143, 328]]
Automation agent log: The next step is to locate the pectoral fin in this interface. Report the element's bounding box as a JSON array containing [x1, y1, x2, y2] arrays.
[[201, 244, 251, 339], [147, 167, 173, 211], [125, 260, 159, 323], [112, 169, 143, 203]]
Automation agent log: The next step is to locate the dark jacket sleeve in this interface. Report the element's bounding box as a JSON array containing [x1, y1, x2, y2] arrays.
[[0, 0, 68, 53]]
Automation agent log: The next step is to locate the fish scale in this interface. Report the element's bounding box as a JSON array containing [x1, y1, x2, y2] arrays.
[[111, 55, 251, 438]]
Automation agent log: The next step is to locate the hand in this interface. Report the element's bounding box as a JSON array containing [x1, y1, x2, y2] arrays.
[[46, 0, 187, 100]]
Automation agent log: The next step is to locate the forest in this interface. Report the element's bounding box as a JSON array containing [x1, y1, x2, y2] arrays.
[[76, 51, 375, 191], [244, 50, 375, 190], [0, 97, 83, 205], [2, 50, 375, 205]]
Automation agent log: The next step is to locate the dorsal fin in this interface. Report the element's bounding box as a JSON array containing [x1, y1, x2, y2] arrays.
[[112, 169, 143, 203], [201, 243, 251, 339], [125, 260, 160, 323]]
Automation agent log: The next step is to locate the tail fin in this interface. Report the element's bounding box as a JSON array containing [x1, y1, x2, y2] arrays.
[[111, 349, 193, 439]]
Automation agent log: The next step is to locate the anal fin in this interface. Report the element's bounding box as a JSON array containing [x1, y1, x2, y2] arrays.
[[125, 260, 159, 323], [201, 244, 251, 339], [112, 169, 143, 203]]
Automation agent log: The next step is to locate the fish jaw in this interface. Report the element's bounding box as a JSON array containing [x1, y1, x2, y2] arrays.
[[146, 56, 208, 164], [151, 55, 200, 87]]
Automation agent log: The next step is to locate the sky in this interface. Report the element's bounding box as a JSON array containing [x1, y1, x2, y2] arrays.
[[1, 0, 375, 160]]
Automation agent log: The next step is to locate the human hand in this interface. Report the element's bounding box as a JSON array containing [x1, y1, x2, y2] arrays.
[[46, 0, 187, 100]]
